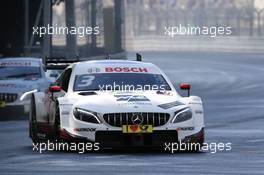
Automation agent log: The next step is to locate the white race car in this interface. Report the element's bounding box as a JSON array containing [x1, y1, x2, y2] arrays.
[[30, 57, 204, 150], [0, 57, 51, 119]]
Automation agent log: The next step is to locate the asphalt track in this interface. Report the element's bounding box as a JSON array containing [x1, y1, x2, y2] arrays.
[[0, 51, 263, 174]]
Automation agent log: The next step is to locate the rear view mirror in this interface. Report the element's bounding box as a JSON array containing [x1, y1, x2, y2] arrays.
[[49, 85, 61, 93]]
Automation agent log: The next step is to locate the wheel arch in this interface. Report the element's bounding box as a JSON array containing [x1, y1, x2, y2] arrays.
[[183, 96, 204, 129], [32, 92, 47, 123], [56, 98, 72, 130]]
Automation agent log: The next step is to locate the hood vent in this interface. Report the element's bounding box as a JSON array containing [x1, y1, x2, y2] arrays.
[[158, 101, 185, 109], [78, 92, 97, 96]]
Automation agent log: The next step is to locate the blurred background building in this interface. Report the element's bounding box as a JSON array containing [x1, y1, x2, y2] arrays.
[[0, 0, 125, 58], [124, 0, 264, 52], [125, 0, 264, 37], [0, 0, 263, 57]]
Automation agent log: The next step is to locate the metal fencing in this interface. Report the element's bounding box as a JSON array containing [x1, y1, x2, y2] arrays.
[[125, 0, 264, 37]]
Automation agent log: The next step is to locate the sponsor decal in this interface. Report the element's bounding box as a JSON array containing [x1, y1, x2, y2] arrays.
[[114, 95, 150, 102], [117, 102, 152, 106], [74, 128, 96, 132], [36, 133, 46, 139], [189, 102, 202, 105], [0, 61, 37, 67], [156, 90, 173, 96], [61, 111, 70, 115], [87, 67, 100, 73], [112, 91, 138, 95], [195, 110, 203, 114], [176, 127, 195, 131], [0, 84, 28, 89], [105, 67, 148, 73], [122, 124, 153, 133]]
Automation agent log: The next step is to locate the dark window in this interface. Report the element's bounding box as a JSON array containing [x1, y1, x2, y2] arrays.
[[0, 66, 41, 79], [57, 68, 72, 92], [74, 73, 171, 91]]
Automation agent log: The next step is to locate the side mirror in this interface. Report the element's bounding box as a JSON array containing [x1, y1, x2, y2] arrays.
[[49, 85, 61, 93], [180, 83, 191, 97]]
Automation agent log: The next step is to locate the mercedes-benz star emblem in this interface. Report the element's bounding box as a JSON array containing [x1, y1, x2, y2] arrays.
[[131, 113, 143, 125]]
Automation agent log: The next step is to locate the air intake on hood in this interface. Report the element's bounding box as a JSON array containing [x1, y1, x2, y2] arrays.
[[158, 101, 185, 109], [78, 92, 97, 96]]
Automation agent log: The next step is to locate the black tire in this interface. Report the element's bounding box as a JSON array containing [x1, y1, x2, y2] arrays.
[[190, 129, 205, 152], [29, 95, 39, 143], [53, 103, 61, 141]]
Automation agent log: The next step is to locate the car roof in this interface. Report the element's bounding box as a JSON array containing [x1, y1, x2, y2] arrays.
[[76, 59, 153, 65], [0, 57, 43, 67], [0, 57, 42, 63]]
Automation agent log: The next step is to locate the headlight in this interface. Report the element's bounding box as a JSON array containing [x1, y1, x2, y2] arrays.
[[172, 108, 192, 123], [73, 108, 101, 124]]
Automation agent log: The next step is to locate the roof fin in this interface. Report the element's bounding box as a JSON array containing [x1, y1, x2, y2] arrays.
[[136, 53, 142, 61]]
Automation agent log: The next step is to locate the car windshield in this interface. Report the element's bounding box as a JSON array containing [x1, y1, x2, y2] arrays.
[[74, 73, 171, 91], [0, 66, 41, 79]]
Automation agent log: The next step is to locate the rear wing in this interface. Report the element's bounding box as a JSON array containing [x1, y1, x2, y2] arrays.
[[43, 53, 140, 70], [44, 57, 80, 70]]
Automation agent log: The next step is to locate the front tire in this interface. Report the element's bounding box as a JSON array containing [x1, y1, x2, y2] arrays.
[[53, 103, 61, 141], [29, 96, 39, 143], [190, 128, 205, 152]]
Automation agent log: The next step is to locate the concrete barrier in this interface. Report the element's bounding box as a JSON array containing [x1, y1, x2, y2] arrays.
[[125, 36, 264, 53]]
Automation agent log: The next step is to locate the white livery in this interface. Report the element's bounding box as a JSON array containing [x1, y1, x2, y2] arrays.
[[30, 59, 204, 149], [0, 58, 50, 118]]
